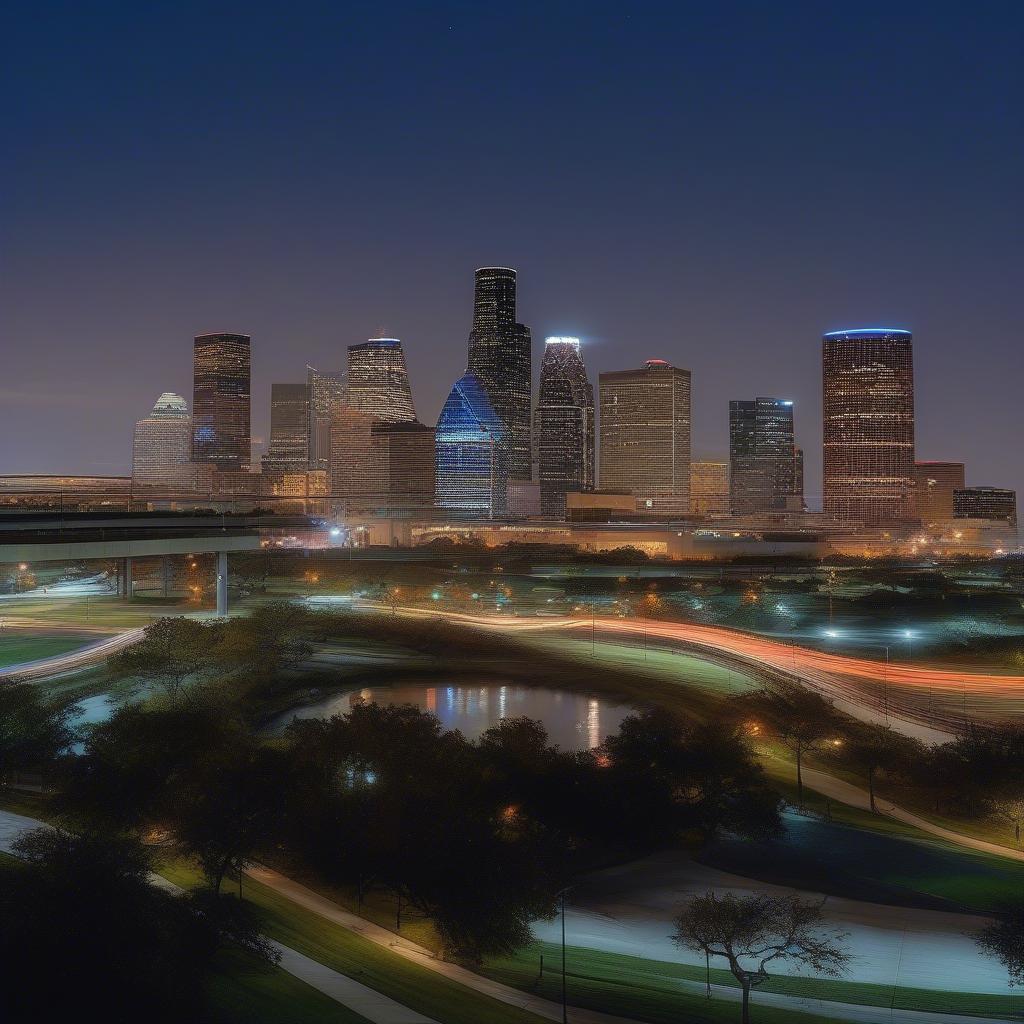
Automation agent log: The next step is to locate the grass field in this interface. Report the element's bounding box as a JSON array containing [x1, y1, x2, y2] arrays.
[[0, 631, 99, 667]]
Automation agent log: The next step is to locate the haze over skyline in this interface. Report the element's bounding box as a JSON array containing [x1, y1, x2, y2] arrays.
[[3, 2, 1021, 504]]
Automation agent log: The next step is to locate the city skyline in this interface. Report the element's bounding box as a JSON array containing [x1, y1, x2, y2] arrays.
[[3, 5, 1020, 504]]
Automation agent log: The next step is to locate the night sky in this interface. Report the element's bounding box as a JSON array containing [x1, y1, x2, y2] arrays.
[[3, 2, 1022, 507]]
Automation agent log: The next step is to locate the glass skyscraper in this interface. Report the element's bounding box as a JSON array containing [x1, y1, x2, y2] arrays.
[[822, 328, 915, 524], [346, 338, 417, 423], [466, 268, 532, 481], [192, 333, 251, 471], [262, 382, 310, 472], [435, 371, 507, 519], [536, 337, 594, 518], [729, 397, 803, 513], [599, 359, 691, 516], [306, 365, 346, 471]]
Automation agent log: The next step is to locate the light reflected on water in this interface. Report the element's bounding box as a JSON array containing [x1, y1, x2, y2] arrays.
[[278, 683, 630, 751]]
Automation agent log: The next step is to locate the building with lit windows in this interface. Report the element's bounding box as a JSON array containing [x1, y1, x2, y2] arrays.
[[536, 337, 594, 518], [690, 461, 729, 515], [262, 383, 310, 473], [599, 359, 691, 516], [467, 268, 532, 482], [913, 462, 965, 523], [307, 366, 346, 471], [953, 486, 1017, 529], [435, 371, 507, 519], [346, 338, 417, 423], [822, 328, 915, 524], [192, 333, 251, 471], [729, 398, 803, 513], [132, 393, 193, 489]]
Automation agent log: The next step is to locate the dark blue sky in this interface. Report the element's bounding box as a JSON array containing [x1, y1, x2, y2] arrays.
[[3, 1, 1022, 506]]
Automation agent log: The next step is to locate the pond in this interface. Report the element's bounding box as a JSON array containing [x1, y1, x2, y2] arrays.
[[273, 683, 633, 750]]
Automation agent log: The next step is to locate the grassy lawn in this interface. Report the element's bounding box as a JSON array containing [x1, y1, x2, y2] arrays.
[[0, 631, 100, 667], [483, 941, 1015, 1021]]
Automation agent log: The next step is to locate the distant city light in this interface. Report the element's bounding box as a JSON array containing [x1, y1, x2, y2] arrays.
[[824, 629, 841, 638], [544, 336, 580, 347], [329, 527, 341, 536]]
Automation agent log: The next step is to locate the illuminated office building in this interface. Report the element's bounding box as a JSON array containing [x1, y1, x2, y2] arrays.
[[690, 461, 729, 515], [536, 337, 594, 518], [131, 393, 193, 489], [599, 359, 691, 516], [729, 398, 804, 513], [346, 338, 417, 423], [192, 332, 251, 470], [822, 328, 915, 524], [954, 486, 1017, 529], [467, 267, 532, 481], [435, 371, 507, 519], [262, 383, 310, 472], [914, 461, 965, 523], [307, 366, 346, 470]]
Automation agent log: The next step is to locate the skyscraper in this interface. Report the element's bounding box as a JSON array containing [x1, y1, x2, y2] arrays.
[[262, 383, 310, 472], [307, 366, 346, 471], [914, 461, 965, 523], [192, 333, 251, 471], [599, 359, 691, 516], [953, 486, 1017, 529], [729, 398, 804, 513], [536, 337, 594, 518], [346, 338, 417, 423], [690, 461, 729, 515], [435, 371, 507, 518], [467, 267, 532, 481], [132, 392, 193, 489], [822, 328, 915, 524]]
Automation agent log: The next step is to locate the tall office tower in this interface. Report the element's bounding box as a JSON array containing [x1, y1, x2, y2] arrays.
[[599, 359, 691, 516], [435, 371, 507, 519], [914, 461, 965, 523], [373, 420, 436, 517], [690, 461, 729, 515], [262, 383, 310, 473], [466, 267, 532, 481], [307, 366, 346, 470], [346, 338, 417, 423], [329, 405, 383, 513], [536, 337, 595, 518], [132, 393, 193, 489], [822, 328, 915, 524], [192, 333, 251, 471], [954, 487, 1018, 529], [729, 398, 804, 513]]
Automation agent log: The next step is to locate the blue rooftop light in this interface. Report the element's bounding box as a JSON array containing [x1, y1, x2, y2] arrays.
[[823, 328, 912, 337]]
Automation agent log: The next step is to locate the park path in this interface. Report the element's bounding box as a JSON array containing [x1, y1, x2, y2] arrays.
[[0, 807, 1011, 1024]]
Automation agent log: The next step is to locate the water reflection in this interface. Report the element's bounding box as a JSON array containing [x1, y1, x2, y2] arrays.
[[277, 683, 631, 751]]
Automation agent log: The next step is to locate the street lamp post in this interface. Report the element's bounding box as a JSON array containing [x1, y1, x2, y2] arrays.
[[558, 887, 572, 1024]]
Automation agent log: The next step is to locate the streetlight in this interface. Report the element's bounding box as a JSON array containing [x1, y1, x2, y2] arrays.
[[556, 886, 573, 1023]]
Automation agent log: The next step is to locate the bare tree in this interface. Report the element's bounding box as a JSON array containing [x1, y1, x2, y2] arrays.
[[673, 890, 850, 1024]]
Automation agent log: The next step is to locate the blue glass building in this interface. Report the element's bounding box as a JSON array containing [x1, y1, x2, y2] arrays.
[[435, 372, 507, 518]]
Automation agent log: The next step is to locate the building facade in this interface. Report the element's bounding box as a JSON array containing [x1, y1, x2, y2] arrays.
[[729, 398, 804, 513], [435, 371, 507, 519], [262, 382, 310, 472], [599, 359, 691, 516], [307, 366, 346, 471], [953, 486, 1017, 529], [690, 461, 729, 516], [132, 393, 193, 490], [466, 267, 532, 481], [822, 328, 915, 524], [346, 338, 417, 423], [914, 461, 965, 523], [536, 337, 595, 518], [192, 333, 251, 471]]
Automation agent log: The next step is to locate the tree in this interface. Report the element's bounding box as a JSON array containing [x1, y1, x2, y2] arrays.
[[825, 722, 922, 812], [673, 890, 850, 1024], [989, 786, 1024, 845], [109, 616, 219, 696], [739, 684, 841, 806], [0, 828, 277, 1023], [977, 901, 1024, 988], [215, 601, 313, 675], [0, 682, 75, 774]]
